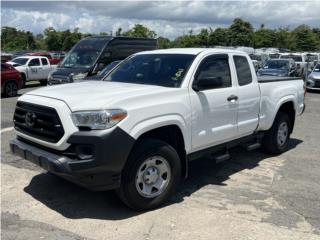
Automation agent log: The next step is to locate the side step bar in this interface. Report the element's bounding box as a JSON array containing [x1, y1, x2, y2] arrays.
[[246, 142, 261, 151], [213, 151, 230, 164]]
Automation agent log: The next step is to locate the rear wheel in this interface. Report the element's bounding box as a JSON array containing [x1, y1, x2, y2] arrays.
[[116, 138, 181, 211], [4, 81, 18, 97], [262, 112, 291, 154]]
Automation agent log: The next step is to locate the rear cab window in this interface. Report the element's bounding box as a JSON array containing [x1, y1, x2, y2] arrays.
[[233, 55, 253, 86], [29, 58, 40, 66], [41, 58, 49, 65]]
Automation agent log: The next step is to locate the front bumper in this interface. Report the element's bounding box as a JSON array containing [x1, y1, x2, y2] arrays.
[[10, 127, 135, 191]]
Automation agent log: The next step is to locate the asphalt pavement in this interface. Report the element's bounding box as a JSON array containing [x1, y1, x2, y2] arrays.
[[1, 85, 320, 240]]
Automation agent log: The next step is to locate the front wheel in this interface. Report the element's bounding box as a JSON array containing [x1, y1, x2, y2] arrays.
[[40, 80, 47, 86], [4, 81, 18, 97], [262, 112, 291, 154], [116, 138, 181, 211]]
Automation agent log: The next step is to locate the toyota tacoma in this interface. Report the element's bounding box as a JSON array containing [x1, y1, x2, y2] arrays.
[[10, 48, 305, 210]]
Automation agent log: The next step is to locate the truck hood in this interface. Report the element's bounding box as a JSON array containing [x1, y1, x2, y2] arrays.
[[6, 61, 25, 68], [25, 81, 176, 111], [52, 67, 88, 76]]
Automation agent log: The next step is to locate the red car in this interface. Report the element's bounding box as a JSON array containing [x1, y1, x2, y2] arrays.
[[28, 52, 61, 65], [1, 63, 23, 97]]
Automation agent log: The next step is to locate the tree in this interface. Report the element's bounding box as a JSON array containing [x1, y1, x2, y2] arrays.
[[115, 28, 122, 36], [1, 26, 37, 51], [122, 24, 156, 38], [158, 37, 171, 49], [229, 18, 254, 46], [254, 28, 277, 48], [291, 25, 319, 51], [44, 27, 62, 51], [208, 28, 230, 46], [171, 30, 199, 47], [196, 28, 209, 46]]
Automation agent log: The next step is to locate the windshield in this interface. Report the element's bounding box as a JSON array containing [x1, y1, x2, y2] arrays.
[[264, 60, 289, 69], [313, 64, 320, 72], [269, 54, 280, 59], [105, 54, 195, 87], [281, 55, 303, 62], [250, 55, 262, 61], [59, 37, 110, 69], [12, 58, 28, 65], [98, 61, 120, 76]]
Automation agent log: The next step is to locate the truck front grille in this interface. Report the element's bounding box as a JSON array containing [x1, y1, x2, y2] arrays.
[[13, 102, 64, 143]]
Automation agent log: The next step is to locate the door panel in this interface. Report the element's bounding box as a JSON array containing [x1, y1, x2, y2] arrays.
[[190, 54, 238, 151], [41, 58, 50, 79], [233, 55, 260, 136], [190, 88, 238, 151], [237, 83, 260, 135], [27, 58, 42, 80]]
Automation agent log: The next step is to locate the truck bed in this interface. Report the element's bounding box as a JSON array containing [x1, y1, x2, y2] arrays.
[[257, 76, 305, 132], [258, 76, 301, 83]]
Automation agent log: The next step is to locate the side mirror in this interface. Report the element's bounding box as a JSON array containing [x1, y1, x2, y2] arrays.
[[193, 77, 223, 91]]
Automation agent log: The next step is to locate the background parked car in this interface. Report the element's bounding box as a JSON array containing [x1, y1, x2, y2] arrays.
[[27, 52, 61, 65], [306, 63, 320, 90], [50, 52, 65, 61], [48, 60, 121, 85], [257, 59, 297, 77], [1, 53, 13, 63], [7, 56, 57, 86], [1, 63, 23, 97], [48, 36, 157, 84], [280, 53, 309, 77]]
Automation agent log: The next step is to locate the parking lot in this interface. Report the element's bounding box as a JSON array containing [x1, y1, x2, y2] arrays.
[[1, 85, 320, 240]]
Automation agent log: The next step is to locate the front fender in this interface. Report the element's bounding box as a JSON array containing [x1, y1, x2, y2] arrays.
[[120, 114, 191, 153]]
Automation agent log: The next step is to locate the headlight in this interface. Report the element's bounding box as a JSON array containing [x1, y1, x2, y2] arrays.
[[71, 109, 127, 130], [72, 72, 88, 81]]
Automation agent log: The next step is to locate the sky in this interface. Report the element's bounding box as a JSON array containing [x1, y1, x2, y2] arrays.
[[1, 1, 320, 39]]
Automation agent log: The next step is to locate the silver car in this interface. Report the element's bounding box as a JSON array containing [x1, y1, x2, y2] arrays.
[[306, 63, 320, 90]]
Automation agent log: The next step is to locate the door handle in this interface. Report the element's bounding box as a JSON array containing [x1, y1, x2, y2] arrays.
[[227, 95, 238, 102]]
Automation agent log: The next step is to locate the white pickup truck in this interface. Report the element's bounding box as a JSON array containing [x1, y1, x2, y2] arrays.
[[7, 56, 57, 86], [10, 48, 305, 210]]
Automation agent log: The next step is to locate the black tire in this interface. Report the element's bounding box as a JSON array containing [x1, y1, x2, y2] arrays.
[[262, 112, 291, 154], [40, 80, 47, 86], [116, 138, 181, 211], [3, 81, 18, 97], [21, 74, 27, 88]]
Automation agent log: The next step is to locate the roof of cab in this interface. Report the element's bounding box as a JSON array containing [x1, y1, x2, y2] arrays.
[[136, 48, 247, 55], [14, 56, 47, 59]]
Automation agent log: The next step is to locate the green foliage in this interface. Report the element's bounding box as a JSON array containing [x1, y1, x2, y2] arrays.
[[1, 19, 320, 52], [1, 26, 37, 51], [229, 18, 254, 46], [208, 28, 230, 46], [157, 37, 171, 49], [121, 24, 156, 38], [291, 25, 319, 51], [43, 27, 82, 51], [254, 27, 277, 48]]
